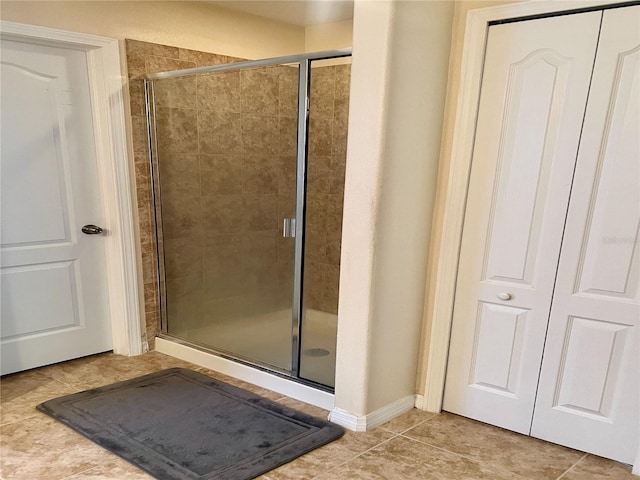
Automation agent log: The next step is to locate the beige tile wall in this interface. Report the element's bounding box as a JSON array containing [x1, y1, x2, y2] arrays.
[[127, 39, 246, 348], [126, 39, 350, 347], [304, 64, 351, 314]]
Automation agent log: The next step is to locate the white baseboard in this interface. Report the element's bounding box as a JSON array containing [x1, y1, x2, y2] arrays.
[[155, 338, 335, 412], [329, 394, 416, 432], [414, 393, 426, 411], [328, 408, 368, 432]]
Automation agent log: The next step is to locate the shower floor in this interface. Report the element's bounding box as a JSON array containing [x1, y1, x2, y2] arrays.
[[172, 309, 338, 387]]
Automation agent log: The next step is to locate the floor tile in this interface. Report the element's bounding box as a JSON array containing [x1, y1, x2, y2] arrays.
[[561, 454, 635, 480], [0, 370, 76, 426], [37, 352, 194, 390], [0, 415, 115, 480], [1, 352, 633, 480], [404, 412, 584, 480], [314, 435, 528, 480], [62, 458, 153, 479], [267, 428, 396, 480], [379, 408, 437, 433]]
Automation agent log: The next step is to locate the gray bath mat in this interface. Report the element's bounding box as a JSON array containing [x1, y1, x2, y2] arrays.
[[37, 368, 344, 480]]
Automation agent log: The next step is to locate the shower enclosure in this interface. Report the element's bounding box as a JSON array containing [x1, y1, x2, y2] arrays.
[[145, 50, 351, 390]]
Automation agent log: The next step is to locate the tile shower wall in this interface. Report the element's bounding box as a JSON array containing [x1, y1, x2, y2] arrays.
[[127, 40, 245, 348], [127, 39, 349, 347], [304, 64, 350, 314]]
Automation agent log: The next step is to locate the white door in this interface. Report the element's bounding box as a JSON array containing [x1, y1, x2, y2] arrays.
[[0, 39, 113, 374], [443, 12, 602, 433], [530, 6, 640, 464]]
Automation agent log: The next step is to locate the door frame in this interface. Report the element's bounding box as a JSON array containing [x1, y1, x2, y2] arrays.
[[0, 21, 142, 356], [420, 0, 638, 471]]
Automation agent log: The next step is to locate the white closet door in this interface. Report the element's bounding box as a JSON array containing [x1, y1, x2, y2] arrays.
[[530, 6, 640, 464], [443, 12, 601, 433]]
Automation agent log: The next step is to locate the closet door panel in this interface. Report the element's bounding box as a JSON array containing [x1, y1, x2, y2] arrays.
[[531, 5, 640, 464], [443, 12, 601, 433]]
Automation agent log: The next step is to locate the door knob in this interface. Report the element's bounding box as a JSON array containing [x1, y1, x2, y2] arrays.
[[81, 224, 104, 235], [497, 292, 512, 301]]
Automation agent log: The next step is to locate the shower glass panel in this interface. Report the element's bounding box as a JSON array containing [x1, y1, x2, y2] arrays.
[[147, 49, 351, 390], [299, 58, 351, 387], [150, 64, 300, 372]]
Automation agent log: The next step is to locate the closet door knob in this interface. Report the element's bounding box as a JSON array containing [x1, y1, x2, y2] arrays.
[[497, 292, 512, 301]]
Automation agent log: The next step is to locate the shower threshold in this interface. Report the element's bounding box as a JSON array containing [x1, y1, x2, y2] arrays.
[[155, 336, 336, 411], [170, 308, 337, 386]]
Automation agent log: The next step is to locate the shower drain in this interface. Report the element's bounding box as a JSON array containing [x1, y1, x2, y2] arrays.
[[303, 348, 331, 357]]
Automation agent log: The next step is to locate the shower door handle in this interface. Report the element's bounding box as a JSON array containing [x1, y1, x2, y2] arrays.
[[283, 218, 296, 238]]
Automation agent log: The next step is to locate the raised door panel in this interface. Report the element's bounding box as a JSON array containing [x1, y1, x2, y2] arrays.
[[531, 5, 640, 464], [575, 43, 639, 301], [0, 63, 70, 246], [443, 12, 601, 433], [1, 262, 81, 337], [484, 51, 572, 286], [468, 302, 529, 396], [553, 317, 631, 419]]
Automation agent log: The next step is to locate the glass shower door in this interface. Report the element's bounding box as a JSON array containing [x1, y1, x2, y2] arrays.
[[147, 50, 351, 389], [299, 58, 352, 387], [150, 64, 300, 372]]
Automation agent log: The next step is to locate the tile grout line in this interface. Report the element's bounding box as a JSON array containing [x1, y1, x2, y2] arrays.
[[311, 411, 541, 480], [309, 432, 403, 480], [48, 376, 83, 391], [554, 453, 589, 480], [308, 414, 440, 478], [58, 464, 106, 480], [0, 375, 82, 428], [0, 412, 42, 429], [397, 433, 537, 480], [378, 411, 440, 435]]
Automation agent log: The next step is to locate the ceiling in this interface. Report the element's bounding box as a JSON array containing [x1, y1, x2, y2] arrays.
[[209, 0, 354, 26]]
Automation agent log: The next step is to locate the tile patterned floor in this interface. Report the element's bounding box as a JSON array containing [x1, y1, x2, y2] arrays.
[[0, 352, 635, 480]]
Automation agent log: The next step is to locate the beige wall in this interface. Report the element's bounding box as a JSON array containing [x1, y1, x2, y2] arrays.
[[335, 0, 454, 416], [368, 0, 454, 412], [0, 1, 305, 59], [335, 0, 394, 415], [305, 19, 353, 52], [415, 0, 525, 395]]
